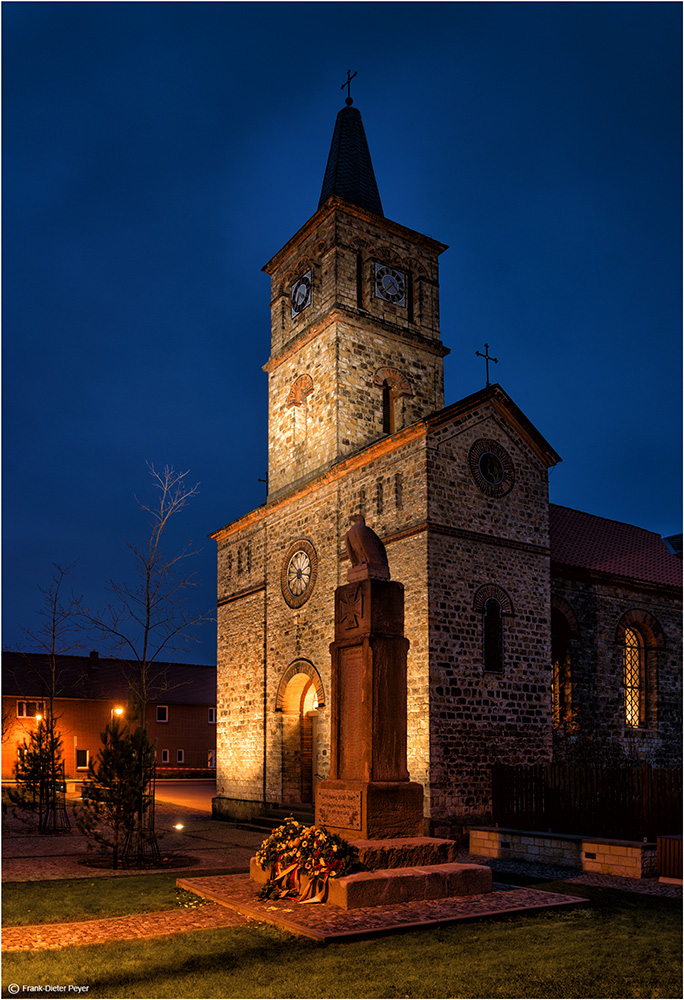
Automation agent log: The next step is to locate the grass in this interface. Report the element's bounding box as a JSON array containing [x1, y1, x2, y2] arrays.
[[2, 879, 681, 999], [2, 873, 217, 926]]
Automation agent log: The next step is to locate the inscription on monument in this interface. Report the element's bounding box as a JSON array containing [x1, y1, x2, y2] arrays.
[[338, 643, 365, 779], [317, 788, 362, 830]]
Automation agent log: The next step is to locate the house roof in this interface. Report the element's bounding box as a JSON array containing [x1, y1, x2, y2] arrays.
[[549, 504, 682, 588], [2, 652, 216, 704], [318, 104, 383, 217]]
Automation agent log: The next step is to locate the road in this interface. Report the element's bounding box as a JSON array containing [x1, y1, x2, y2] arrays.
[[155, 779, 216, 812]]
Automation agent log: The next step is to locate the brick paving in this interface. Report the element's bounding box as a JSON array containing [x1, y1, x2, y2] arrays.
[[2, 905, 249, 952], [176, 873, 588, 943], [3, 798, 680, 952]]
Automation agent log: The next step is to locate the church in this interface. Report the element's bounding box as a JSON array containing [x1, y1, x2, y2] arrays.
[[211, 97, 681, 839]]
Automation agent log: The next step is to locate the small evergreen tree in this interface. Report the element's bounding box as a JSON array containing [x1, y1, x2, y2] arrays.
[[75, 717, 158, 868], [9, 714, 70, 833]]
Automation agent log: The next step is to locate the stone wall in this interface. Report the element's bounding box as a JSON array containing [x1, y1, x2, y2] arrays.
[[264, 202, 448, 498], [551, 572, 682, 766], [469, 827, 657, 878], [214, 425, 434, 820], [424, 401, 555, 836]]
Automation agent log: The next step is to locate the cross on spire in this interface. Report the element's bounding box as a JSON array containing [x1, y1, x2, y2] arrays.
[[476, 343, 499, 386], [341, 69, 357, 106]]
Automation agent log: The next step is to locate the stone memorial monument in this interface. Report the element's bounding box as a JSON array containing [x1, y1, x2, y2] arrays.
[[251, 516, 492, 909], [315, 515, 424, 840]]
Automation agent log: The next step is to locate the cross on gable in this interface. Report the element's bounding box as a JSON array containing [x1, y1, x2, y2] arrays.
[[476, 343, 499, 386]]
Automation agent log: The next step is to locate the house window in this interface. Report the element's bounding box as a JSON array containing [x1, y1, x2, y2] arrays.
[[623, 627, 645, 728], [208, 708, 216, 724], [483, 598, 504, 673], [207, 750, 216, 768], [17, 701, 44, 718], [76, 749, 89, 770], [177, 749, 185, 764], [161, 749, 169, 764], [156, 705, 168, 723]]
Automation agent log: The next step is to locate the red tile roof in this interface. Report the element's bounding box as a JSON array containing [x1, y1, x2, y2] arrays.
[[550, 504, 682, 587]]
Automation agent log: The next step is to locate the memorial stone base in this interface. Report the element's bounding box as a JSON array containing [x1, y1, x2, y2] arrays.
[[315, 778, 424, 840], [249, 855, 492, 910]]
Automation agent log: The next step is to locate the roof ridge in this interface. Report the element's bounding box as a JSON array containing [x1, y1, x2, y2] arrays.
[[550, 503, 666, 538]]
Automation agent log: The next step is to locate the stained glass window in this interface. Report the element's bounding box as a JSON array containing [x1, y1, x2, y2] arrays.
[[623, 626, 644, 727]]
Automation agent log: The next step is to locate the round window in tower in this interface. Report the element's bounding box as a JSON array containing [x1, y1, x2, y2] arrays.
[[281, 538, 318, 609], [469, 438, 515, 498]]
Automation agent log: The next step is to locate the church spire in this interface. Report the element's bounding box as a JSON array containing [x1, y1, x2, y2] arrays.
[[318, 90, 383, 217]]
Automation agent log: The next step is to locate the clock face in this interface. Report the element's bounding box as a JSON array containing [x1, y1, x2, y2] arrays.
[[374, 263, 406, 306], [281, 538, 318, 608], [291, 270, 312, 318]]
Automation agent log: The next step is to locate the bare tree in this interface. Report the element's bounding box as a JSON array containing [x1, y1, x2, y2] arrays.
[[79, 464, 213, 863], [83, 464, 213, 723], [19, 562, 83, 722], [7, 563, 82, 833]]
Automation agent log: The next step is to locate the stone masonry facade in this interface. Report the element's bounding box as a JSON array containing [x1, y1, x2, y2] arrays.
[[213, 120, 681, 839], [551, 571, 681, 767]]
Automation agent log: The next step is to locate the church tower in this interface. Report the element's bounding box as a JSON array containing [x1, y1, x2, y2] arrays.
[[263, 100, 449, 498], [213, 91, 564, 838]]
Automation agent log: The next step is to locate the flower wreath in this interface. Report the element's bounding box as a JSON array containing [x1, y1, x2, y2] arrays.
[[255, 817, 360, 904]]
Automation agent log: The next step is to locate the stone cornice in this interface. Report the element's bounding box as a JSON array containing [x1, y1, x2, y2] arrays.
[[217, 582, 266, 608], [210, 422, 428, 543], [263, 306, 449, 374], [262, 197, 448, 276], [426, 384, 561, 470]]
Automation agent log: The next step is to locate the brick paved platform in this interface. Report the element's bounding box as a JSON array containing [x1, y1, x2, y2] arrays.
[[176, 872, 589, 943]]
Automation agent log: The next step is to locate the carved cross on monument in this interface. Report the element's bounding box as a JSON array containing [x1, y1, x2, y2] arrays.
[[475, 343, 498, 386], [341, 69, 357, 107]]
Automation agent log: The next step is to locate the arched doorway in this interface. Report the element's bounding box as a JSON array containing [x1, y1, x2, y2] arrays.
[[276, 663, 325, 806]]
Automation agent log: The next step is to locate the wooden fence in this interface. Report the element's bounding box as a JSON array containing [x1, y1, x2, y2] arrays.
[[491, 764, 682, 842]]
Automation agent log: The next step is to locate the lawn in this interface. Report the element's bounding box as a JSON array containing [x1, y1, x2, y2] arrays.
[[2, 879, 681, 999]]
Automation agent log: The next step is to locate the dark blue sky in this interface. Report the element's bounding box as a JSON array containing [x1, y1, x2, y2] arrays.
[[3, 2, 681, 664]]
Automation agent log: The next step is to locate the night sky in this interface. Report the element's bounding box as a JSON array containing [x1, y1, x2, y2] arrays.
[[3, 2, 681, 665]]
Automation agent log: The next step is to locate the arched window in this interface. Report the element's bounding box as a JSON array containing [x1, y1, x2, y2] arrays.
[[473, 584, 513, 674], [616, 610, 664, 731], [382, 381, 393, 434], [483, 598, 504, 673], [623, 626, 645, 728], [373, 367, 412, 436]]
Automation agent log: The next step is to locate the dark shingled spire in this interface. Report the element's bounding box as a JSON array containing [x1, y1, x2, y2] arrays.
[[318, 105, 383, 217]]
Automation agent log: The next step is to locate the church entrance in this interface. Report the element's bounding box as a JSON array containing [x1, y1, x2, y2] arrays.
[[278, 668, 321, 806]]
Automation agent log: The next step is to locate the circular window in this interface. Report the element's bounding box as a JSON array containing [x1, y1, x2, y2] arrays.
[[281, 539, 318, 608], [478, 452, 504, 486], [469, 439, 515, 498]]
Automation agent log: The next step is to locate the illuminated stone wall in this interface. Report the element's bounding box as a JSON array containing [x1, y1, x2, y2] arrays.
[[423, 397, 555, 836], [264, 201, 447, 498], [214, 428, 433, 821]]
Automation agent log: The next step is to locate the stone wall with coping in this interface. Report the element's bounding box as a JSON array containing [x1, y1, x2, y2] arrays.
[[469, 826, 657, 878]]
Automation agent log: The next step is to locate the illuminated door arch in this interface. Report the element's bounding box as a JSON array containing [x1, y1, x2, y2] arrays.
[[276, 662, 324, 805]]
